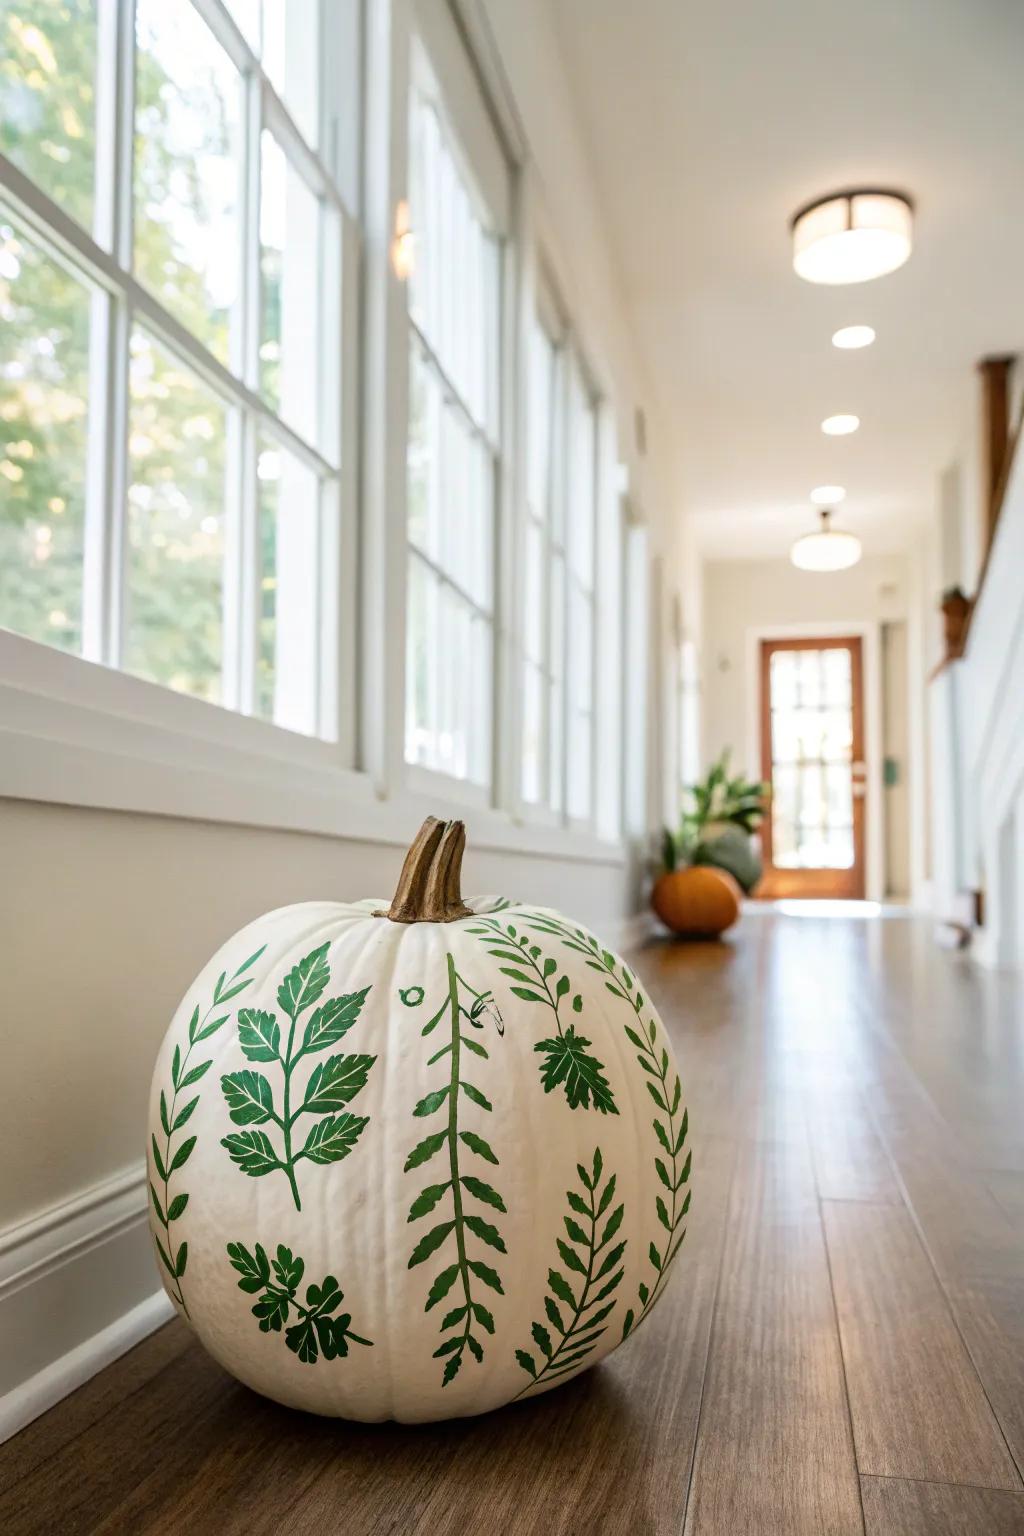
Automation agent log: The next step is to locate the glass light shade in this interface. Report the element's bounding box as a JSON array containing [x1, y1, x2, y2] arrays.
[[832, 324, 876, 350], [810, 484, 845, 505], [791, 510, 862, 572], [821, 413, 859, 436], [792, 192, 912, 285]]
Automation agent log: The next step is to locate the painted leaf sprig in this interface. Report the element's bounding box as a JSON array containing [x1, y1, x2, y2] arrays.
[[515, 1147, 626, 1394], [469, 917, 617, 1115], [150, 944, 266, 1316], [403, 955, 507, 1386], [220, 943, 375, 1211], [227, 1240, 373, 1365], [525, 912, 691, 1335]]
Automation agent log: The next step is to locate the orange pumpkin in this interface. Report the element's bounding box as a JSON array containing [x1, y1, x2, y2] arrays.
[[651, 865, 742, 938]]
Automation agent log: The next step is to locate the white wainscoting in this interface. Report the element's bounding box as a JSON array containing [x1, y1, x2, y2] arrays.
[[0, 1164, 173, 1444]]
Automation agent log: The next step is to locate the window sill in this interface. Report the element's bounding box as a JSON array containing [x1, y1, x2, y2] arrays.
[[0, 634, 626, 867]]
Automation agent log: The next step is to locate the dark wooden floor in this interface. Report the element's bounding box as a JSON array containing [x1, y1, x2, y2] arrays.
[[3, 910, 1024, 1534]]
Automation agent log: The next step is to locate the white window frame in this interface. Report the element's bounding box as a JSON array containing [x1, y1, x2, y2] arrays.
[[0, 0, 627, 871], [401, 1, 511, 798], [0, 0, 360, 754]]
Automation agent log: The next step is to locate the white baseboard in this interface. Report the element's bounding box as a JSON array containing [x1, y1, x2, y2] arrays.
[[0, 1160, 172, 1445], [0, 1288, 174, 1445], [603, 910, 657, 952]]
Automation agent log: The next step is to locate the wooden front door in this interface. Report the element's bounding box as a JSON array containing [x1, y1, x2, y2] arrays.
[[759, 636, 866, 899]]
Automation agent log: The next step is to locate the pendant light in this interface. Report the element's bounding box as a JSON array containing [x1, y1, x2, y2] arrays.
[[791, 508, 862, 572], [791, 190, 913, 285]]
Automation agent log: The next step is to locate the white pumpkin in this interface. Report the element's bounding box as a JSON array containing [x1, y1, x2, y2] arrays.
[[147, 818, 690, 1422]]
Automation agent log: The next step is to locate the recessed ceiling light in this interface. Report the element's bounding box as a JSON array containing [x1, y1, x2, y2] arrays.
[[832, 325, 875, 350], [810, 484, 846, 504], [791, 509, 862, 572], [821, 414, 860, 436], [791, 191, 913, 285]]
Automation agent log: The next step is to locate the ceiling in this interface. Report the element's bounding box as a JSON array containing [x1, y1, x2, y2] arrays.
[[549, 0, 1024, 559]]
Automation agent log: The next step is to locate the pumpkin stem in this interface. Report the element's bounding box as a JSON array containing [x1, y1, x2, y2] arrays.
[[380, 817, 473, 923]]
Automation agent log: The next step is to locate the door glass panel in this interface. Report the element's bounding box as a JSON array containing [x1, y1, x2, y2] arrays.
[[768, 646, 854, 870]]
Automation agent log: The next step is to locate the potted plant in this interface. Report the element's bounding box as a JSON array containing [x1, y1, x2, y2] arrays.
[[652, 753, 769, 937]]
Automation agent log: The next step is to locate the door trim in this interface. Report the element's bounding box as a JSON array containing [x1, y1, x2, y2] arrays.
[[759, 635, 865, 898], [743, 621, 884, 902]]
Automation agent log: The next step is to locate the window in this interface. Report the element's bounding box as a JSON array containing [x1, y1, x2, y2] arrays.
[[521, 311, 601, 825], [0, 0, 355, 740], [522, 300, 565, 811], [404, 18, 507, 789]]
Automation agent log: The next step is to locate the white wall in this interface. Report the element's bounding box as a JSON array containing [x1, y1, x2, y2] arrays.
[[700, 553, 910, 903], [0, 0, 686, 1437]]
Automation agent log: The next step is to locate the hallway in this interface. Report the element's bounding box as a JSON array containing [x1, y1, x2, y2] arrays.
[[3, 911, 1022, 1535]]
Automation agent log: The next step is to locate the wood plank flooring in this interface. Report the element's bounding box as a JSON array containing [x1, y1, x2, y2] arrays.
[[2, 909, 1024, 1534]]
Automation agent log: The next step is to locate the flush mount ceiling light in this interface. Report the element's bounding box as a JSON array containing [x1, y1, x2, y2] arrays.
[[810, 484, 845, 505], [832, 324, 876, 350], [791, 190, 913, 285], [791, 508, 862, 572], [821, 413, 860, 436]]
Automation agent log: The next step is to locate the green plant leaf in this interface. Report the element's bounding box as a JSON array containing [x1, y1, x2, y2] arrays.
[[413, 1086, 450, 1117], [408, 1182, 450, 1220], [253, 1290, 290, 1332], [534, 1029, 618, 1115], [301, 987, 371, 1054], [408, 1221, 456, 1269], [532, 1322, 553, 1358], [405, 1129, 448, 1169], [299, 1112, 369, 1165], [221, 1070, 275, 1126], [595, 1241, 626, 1280], [237, 1009, 280, 1062], [186, 1007, 201, 1045], [516, 1349, 537, 1377], [167, 1192, 189, 1222], [544, 1296, 565, 1332], [463, 1214, 506, 1252], [171, 1044, 180, 1088], [195, 1013, 230, 1042], [467, 1258, 504, 1294], [172, 1096, 199, 1132], [277, 942, 331, 1018], [306, 1276, 343, 1316], [302, 1053, 376, 1114], [159, 1090, 170, 1136], [460, 1081, 492, 1111], [174, 1242, 188, 1277], [599, 1204, 624, 1248], [149, 1182, 166, 1224], [556, 1238, 587, 1275], [472, 1302, 495, 1334], [442, 1353, 462, 1385], [547, 1269, 576, 1309], [285, 1317, 319, 1364], [459, 1130, 498, 1164], [221, 1130, 280, 1177], [425, 1264, 461, 1310], [231, 943, 268, 980], [169, 1135, 196, 1172], [509, 986, 544, 1003], [227, 1240, 270, 1290], [179, 1059, 212, 1089], [460, 1175, 506, 1212], [272, 1246, 304, 1291], [440, 1305, 468, 1329]]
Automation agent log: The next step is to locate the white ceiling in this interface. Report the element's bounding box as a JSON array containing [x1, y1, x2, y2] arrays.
[[549, 0, 1024, 558]]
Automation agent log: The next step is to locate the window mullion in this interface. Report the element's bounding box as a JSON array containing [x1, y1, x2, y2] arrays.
[[82, 0, 134, 667], [224, 67, 262, 715]]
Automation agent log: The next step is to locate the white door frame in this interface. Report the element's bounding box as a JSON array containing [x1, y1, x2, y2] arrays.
[[744, 620, 884, 904]]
